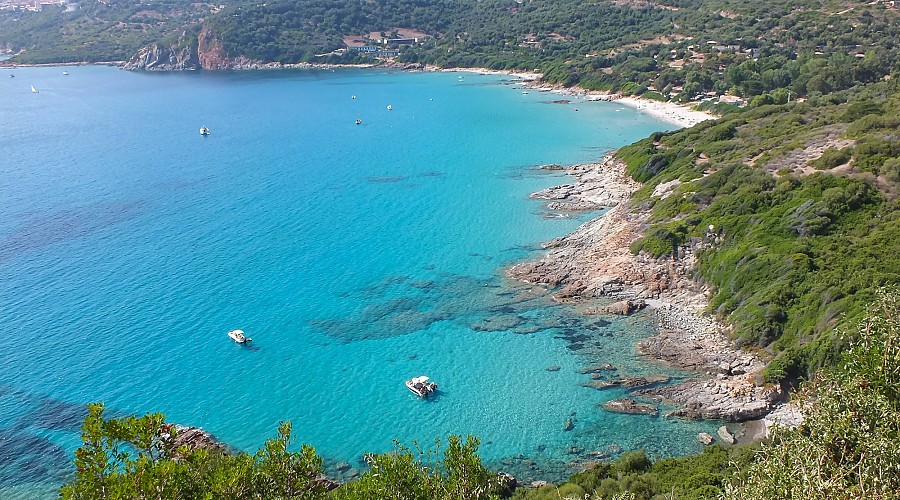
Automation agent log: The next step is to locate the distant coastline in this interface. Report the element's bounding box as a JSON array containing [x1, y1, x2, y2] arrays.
[[2, 57, 716, 128]]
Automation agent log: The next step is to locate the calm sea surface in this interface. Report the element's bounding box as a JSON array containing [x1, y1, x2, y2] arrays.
[[0, 66, 715, 497]]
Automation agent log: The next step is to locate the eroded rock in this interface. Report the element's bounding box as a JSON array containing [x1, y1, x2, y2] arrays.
[[601, 398, 659, 416]]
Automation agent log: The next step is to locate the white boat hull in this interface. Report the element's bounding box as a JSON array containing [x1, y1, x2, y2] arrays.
[[405, 379, 438, 398], [227, 329, 251, 344]]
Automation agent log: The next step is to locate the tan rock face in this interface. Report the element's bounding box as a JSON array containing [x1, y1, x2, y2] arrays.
[[507, 156, 688, 303], [198, 28, 231, 70]]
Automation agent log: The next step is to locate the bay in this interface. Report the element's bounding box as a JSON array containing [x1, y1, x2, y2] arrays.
[[0, 66, 714, 496]]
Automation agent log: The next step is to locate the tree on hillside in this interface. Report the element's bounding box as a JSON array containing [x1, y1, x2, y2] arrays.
[[60, 404, 507, 499]]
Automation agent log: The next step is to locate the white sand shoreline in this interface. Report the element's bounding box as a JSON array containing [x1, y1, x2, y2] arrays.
[[421, 65, 716, 129], [519, 81, 716, 128], [614, 96, 715, 128]]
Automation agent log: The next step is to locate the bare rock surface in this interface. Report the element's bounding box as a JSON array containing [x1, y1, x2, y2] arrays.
[[581, 374, 670, 391], [508, 155, 784, 423], [717, 425, 736, 444], [601, 398, 659, 416], [583, 299, 646, 316]]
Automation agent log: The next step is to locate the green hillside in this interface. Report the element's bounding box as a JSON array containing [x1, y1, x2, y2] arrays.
[[3, 1, 900, 497]]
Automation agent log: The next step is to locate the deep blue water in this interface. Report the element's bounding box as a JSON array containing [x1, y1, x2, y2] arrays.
[[0, 66, 715, 497]]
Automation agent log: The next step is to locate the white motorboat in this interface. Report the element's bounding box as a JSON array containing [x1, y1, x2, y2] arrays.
[[31, 85, 38, 93], [199, 126, 210, 136], [227, 329, 252, 344], [405, 376, 438, 398], [386, 104, 393, 110]]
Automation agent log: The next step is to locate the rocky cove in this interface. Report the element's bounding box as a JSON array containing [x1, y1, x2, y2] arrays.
[[508, 156, 793, 430]]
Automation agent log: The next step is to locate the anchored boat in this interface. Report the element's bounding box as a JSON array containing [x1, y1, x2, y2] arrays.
[[405, 376, 438, 398], [227, 329, 252, 344]]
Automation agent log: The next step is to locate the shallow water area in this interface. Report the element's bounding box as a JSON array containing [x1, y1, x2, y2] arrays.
[[1, 66, 717, 496]]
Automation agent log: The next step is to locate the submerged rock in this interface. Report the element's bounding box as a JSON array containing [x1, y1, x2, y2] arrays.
[[581, 374, 670, 391], [601, 398, 659, 416], [577, 364, 617, 374], [562, 418, 575, 431], [471, 314, 527, 332]]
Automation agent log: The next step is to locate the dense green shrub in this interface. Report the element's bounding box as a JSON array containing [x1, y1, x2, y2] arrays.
[[728, 290, 900, 499], [809, 147, 852, 170]]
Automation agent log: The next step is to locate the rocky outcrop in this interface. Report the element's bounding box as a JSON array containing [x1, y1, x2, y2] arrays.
[[581, 374, 670, 391], [632, 303, 782, 422], [528, 160, 638, 210], [124, 27, 271, 71], [124, 27, 429, 71], [636, 377, 784, 422], [163, 425, 229, 457], [717, 426, 736, 444], [123, 42, 199, 71], [508, 155, 784, 423], [508, 157, 686, 303], [583, 299, 646, 316], [697, 432, 714, 445], [601, 398, 659, 416]]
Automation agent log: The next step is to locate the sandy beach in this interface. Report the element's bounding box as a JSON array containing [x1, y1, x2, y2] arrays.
[[614, 96, 715, 128], [424, 64, 543, 81], [519, 81, 716, 128], [423, 65, 716, 128]]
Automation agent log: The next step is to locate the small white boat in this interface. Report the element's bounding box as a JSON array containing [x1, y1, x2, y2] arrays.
[[355, 118, 362, 125], [351, 95, 357, 99], [405, 376, 438, 398], [386, 105, 393, 110], [9, 74, 14, 78], [199, 126, 210, 136], [521, 91, 529, 94], [63, 71, 69, 75], [228, 329, 252, 344], [31, 85, 38, 93]]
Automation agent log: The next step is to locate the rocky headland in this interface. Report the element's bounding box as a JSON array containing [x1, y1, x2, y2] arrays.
[[508, 156, 787, 423]]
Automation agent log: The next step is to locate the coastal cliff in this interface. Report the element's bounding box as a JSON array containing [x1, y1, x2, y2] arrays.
[[122, 36, 199, 71], [124, 28, 273, 71], [509, 157, 785, 422]]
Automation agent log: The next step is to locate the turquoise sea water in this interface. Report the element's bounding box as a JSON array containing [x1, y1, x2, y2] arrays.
[[0, 66, 716, 496]]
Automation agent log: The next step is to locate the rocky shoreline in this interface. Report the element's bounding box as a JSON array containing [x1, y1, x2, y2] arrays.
[[508, 156, 787, 424]]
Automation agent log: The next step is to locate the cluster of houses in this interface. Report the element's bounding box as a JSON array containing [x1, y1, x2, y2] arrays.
[[339, 29, 429, 58], [0, 0, 66, 12]]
